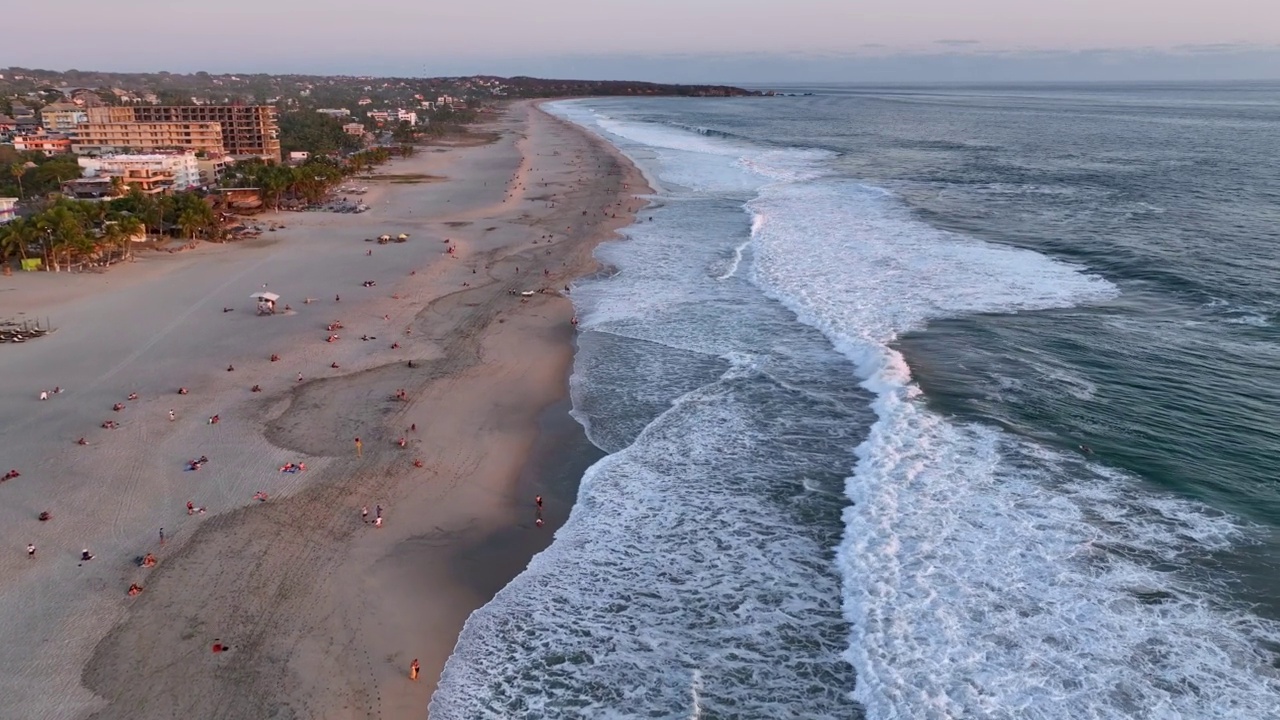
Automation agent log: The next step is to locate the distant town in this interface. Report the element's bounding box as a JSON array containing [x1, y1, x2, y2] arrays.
[[0, 68, 755, 270]]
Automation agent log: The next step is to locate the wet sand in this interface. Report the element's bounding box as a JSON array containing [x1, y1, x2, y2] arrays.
[[0, 100, 648, 719]]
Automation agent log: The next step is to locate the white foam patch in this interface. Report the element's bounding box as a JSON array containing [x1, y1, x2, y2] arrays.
[[447, 102, 1280, 720], [747, 179, 1280, 718], [432, 374, 855, 719]]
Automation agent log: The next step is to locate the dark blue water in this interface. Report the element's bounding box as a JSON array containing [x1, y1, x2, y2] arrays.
[[433, 85, 1280, 719]]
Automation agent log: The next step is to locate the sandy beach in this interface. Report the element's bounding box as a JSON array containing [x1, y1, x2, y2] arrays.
[[0, 100, 648, 719]]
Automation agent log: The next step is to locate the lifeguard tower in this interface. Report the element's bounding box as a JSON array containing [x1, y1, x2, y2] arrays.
[[252, 291, 280, 315]]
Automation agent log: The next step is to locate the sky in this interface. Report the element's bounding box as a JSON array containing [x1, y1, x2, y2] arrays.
[[2, 0, 1278, 82]]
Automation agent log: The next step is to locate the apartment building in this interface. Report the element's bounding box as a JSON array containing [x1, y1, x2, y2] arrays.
[[73, 121, 224, 156], [79, 152, 203, 191], [86, 105, 280, 161], [14, 132, 72, 155], [39, 102, 88, 134]]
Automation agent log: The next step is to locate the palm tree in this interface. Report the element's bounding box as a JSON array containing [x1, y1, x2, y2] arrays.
[[177, 207, 204, 240], [109, 176, 126, 198], [260, 165, 291, 210], [113, 215, 144, 258], [9, 163, 25, 200], [0, 217, 36, 263], [36, 205, 88, 272]]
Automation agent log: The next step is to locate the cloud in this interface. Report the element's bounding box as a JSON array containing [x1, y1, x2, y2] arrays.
[[934, 39, 982, 47]]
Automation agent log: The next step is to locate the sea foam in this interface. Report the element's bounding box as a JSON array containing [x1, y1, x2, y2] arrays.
[[433, 100, 1280, 720]]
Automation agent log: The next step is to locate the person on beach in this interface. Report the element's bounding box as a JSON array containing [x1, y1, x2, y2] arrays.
[[39, 390, 48, 401], [355, 437, 363, 457], [375, 504, 382, 520], [168, 409, 176, 421], [159, 528, 165, 544], [27, 543, 35, 558], [361, 506, 368, 522], [81, 549, 94, 562], [535, 495, 543, 510], [410, 658, 420, 680], [535, 517, 544, 528], [297, 372, 304, 382], [187, 501, 195, 515]]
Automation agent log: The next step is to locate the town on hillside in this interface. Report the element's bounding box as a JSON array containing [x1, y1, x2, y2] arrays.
[[0, 68, 756, 272]]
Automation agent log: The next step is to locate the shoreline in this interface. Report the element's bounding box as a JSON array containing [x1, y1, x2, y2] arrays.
[[0, 99, 651, 719]]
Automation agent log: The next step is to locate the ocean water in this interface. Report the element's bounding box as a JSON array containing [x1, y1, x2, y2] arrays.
[[431, 84, 1280, 719]]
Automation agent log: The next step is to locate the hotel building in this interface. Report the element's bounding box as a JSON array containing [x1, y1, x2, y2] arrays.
[[79, 153, 203, 192], [84, 105, 280, 161], [73, 121, 224, 156]]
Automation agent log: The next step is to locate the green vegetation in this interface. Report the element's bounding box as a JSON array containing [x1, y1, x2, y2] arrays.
[[222, 156, 356, 209], [0, 146, 83, 201], [0, 195, 148, 270], [278, 111, 364, 157]]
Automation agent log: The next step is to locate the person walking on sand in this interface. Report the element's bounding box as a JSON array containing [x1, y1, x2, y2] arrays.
[[361, 505, 369, 522], [27, 543, 35, 558], [410, 658, 420, 680], [159, 528, 165, 544], [355, 437, 363, 457], [535, 495, 543, 510], [168, 409, 175, 421]]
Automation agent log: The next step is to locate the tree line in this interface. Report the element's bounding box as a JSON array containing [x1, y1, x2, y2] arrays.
[[1, 148, 402, 271], [0, 189, 219, 271]]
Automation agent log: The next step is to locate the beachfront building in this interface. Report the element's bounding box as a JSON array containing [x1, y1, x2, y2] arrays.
[[62, 177, 117, 200], [79, 152, 203, 191], [73, 121, 225, 156], [196, 155, 231, 186], [13, 132, 72, 155], [0, 198, 18, 224], [85, 105, 280, 162], [39, 102, 88, 134]]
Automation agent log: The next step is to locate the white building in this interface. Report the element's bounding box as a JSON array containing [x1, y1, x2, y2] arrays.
[[0, 197, 18, 224], [395, 110, 418, 125], [316, 108, 350, 118], [78, 152, 203, 191]]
